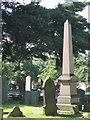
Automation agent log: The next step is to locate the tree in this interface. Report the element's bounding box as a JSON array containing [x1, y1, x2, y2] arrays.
[[2, 1, 90, 65], [74, 54, 88, 82], [38, 58, 62, 81], [2, 57, 40, 84]]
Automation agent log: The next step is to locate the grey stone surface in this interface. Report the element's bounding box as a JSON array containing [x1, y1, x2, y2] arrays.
[[0, 76, 2, 106], [62, 19, 74, 75], [42, 77, 57, 115], [25, 91, 40, 105], [7, 106, 23, 117], [2, 75, 8, 103], [57, 20, 79, 115], [25, 76, 32, 91], [77, 88, 87, 111], [0, 108, 3, 120], [25, 76, 40, 105], [17, 76, 25, 103]]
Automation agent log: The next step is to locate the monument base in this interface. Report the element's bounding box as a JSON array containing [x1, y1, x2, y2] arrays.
[[57, 104, 79, 115], [57, 74, 80, 115]]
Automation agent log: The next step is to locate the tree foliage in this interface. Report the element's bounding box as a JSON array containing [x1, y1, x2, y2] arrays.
[[2, 1, 90, 63], [38, 58, 62, 81], [74, 54, 88, 82], [2, 58, 40, 83], [2, 1, 90, 84]]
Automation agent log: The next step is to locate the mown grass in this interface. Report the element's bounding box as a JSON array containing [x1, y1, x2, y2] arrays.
[[2, 104, 84, 119]]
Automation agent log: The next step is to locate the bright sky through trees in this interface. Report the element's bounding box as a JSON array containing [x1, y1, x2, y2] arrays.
[[15, 0, 89, 19]]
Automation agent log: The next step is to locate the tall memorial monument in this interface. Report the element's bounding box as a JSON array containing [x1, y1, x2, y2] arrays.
[[57, 20, 79, 115]]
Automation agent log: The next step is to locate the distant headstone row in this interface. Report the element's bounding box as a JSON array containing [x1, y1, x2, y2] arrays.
[[25, 76, 41, 105]]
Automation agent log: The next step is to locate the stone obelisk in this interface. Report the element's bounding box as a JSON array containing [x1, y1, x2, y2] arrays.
[[57, 20, 79, 115]]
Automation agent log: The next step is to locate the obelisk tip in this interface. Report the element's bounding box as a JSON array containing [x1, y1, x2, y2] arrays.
[[65, 19, 69, 24]]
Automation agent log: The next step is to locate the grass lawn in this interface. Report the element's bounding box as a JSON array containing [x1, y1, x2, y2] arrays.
[[2, 104, 86, 119]]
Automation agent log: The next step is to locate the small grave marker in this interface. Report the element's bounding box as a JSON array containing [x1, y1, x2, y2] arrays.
[[7, 106, 23, 117]]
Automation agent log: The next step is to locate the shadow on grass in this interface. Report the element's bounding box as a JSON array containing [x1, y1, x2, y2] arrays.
[[3, 103, 43, 108], [56, 113, 82, 118], [24, 104, 43, 107], [7, 115, 26, 118], [46, 113, 82, 118], [43, 113, 82, 118], [3, 112, 9, 114]]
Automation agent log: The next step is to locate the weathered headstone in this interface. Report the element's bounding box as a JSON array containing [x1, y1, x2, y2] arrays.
[[86, 83, 90, 93], [0, 108, 3, 120], [77, 88, 86, 111], [7, 106, 23, 117], [0, 75, 2, 107], [25, 76, 32, 91], [2, 75, 8, 103], [30, 91, 40, 105], [42, 77, 57, 115], [10, 81, 16, 90], [17, 77, 25, 103], [25, 90, 40, 105], [0, 76, 3, 120], [25, 76, 31, 105], [57, 20, 79, 115], [77, 82, 86, 110]]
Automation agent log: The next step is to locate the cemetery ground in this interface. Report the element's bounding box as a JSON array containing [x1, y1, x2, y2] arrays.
[[2, 104, 90, 119]]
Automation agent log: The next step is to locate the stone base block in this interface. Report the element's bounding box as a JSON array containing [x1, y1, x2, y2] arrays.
[[57, 104, 79, 115], [57, 96, 79, 104], [0, 108, 3, 120]]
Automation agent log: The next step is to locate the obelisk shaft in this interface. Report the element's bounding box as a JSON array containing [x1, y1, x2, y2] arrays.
[[62, 20, 74, 75], [57, 20, 79, 115]]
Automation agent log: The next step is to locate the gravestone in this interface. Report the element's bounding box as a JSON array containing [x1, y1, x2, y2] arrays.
[[28, 91, 40, 105], [10, 81, 16, 90], [7, 106, 23, 117], [25, 76, 32, 91], [0, 108, 3, 120], [42, 77, 57, 115], [0, 75, 2, 107], [77, 82, 86, 111], [0, 76, 3, 120], [57, 20, 79, 115], [2, 75, 8, 103], [25, 91, 40, 105], [86, 83, 90, 106], [25, 76, 31, 104], [17, 77, 25, 103], [77, 88, 86, 111]]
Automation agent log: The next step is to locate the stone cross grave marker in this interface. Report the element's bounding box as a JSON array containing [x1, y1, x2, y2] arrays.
[[42, 77, 57, 115]]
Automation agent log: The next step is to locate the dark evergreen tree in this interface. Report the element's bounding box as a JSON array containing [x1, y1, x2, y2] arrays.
[[2, 1, 90, 64]]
